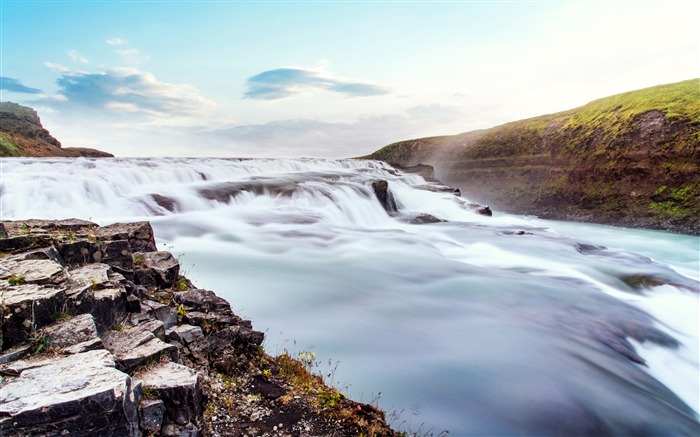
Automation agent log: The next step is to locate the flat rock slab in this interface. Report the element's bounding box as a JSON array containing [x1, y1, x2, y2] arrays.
[[69, 263, 111, 288], [0, 258, 65, 285], [167, 324, 203, 345], [103, 329, 176, 372], [43, 313, 99, 348], [140, 362, 201, 427], [0, 349, 140, 436]]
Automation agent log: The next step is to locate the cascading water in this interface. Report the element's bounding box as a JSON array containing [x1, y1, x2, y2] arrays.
[[2, 157, 698, 436]]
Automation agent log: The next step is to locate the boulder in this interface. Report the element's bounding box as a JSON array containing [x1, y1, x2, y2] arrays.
[[143, 300, 177, 328], [0, 349, 141, 436], [187, 325, 264, 373]]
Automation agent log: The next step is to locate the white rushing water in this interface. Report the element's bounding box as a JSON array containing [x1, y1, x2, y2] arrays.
[[2, 157, 698, 436]]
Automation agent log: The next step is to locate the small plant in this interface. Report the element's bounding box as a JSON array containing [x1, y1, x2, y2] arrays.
[[318, 388, 344, 408], [111, 324, 124, 332], [142, 387, 160, 400], [18, 222, 30, 234], [132, 253, 146, 268], [51, 311, 72, 323], [90, 279, 99, 290], [173, 276, 188, 291], [29, 334, 50, 354], [7, 275, 26, 286], [261, 368, 272, 381], [176, 304, 187, 317]]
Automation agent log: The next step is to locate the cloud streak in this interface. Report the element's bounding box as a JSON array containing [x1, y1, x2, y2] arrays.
[[0, 77, 42, 94], [243, 67, 390, 100]]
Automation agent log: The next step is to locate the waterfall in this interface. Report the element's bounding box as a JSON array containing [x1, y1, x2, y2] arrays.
[[2, 157, 698, 435]]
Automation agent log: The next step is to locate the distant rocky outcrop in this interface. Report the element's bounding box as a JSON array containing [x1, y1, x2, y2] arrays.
[[366, 79, 700, 234], [0, 220, 394, 436], [0, 102, 113, 157]]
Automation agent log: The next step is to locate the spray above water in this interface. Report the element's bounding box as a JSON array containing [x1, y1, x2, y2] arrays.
[[1, 157, 698, 435]]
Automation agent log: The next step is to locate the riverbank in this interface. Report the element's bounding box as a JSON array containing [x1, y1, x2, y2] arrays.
[[0, 219, 394, 436]]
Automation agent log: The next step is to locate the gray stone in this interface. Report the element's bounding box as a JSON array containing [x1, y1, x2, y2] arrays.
[[144, 300, 177, 328], [140, 362, 201, 426], [0, 350, 140, 436], [0, 257, 66, 285], [69, 263, 111, 288], [1, 283, 68, 349], [43, 313, 99, 348], [139, 399, 166, 433], [102, 329, 177, 372], [96, 221, 157, 253], [143, 251, 180, 288], [63, 337, 104, 354], [166, 324, 204, 345], [91, 287, 127, 332], [134, 319, 166, 340]]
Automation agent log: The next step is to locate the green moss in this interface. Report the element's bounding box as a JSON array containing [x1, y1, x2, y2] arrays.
[[0, 133, 21, 157], [649, 201, 688, 219]]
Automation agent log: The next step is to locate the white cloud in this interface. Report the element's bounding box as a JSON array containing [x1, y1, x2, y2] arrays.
[[116, 48, 148, 64], [67, 49, 90, 64], [39, 66, 215, 119], [44, 62, 70, 73], [106, 38, 128, 46]]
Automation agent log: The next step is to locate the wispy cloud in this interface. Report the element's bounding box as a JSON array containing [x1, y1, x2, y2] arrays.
[[115, 48, 148, 64], [68, 49, 90, 64], [106, 37, 128, 46], [243, 67, 390, 100], [42, 67, 214, 118], [0, 76, 42, 94], [44, 62, 70, 74]]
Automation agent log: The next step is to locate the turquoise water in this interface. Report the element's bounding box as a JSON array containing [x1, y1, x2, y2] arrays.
[[2, 157, 698, 435]]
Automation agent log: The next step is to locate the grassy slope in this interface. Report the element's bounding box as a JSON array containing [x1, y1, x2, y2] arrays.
[[368, 79, 700, 233]]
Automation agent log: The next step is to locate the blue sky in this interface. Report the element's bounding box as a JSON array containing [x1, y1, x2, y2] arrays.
[[1, 1, 698, 158]]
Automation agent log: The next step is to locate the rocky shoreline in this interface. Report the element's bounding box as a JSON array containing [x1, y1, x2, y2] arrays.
[[0, 219, 394, 436]]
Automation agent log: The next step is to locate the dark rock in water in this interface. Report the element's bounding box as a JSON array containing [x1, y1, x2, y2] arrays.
[[477, 206, 493, 216], [150, 194, 178, 213], [371, 179, 398, 214], [405, 213, 445, 224]]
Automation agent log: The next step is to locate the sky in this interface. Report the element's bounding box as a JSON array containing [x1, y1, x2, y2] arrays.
[[0, 0, 698, 158]]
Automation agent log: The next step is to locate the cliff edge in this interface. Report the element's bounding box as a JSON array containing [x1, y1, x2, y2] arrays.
[[0, 102, 113, 157], [366, 79, 700, 234]]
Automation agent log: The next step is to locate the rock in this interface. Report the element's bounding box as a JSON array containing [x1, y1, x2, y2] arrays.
[[126, 294, 141, 313], [42, 313, 99, 348], [143, 300, 178, 328], [96, 221, 157, 253], [140, 362, 202, 427], [102, 329, 177, 372], [151, 194, 179, 213], [0, 350, 140, 436], [175, 289, 240, 327], [91, 287, 127, 332], [143, 251, 180, 288], [0, 257, 66, 285], [167, 324, 204, 345], [69, 263, 111, 288], [188, 325, 264, 373], [1, 283, 68, 350], [140, 399, 166, 434], [63, 337, 105, 354], [134, 319, 166, 340], [371, 180, 398, 214], [404, 213, 445, 224]]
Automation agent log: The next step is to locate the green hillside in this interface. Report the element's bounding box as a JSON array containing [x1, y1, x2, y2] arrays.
[[367, 79, 700, 234]]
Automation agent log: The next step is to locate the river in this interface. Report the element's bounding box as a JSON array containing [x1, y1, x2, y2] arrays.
[[2, 157, 698, 436]]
